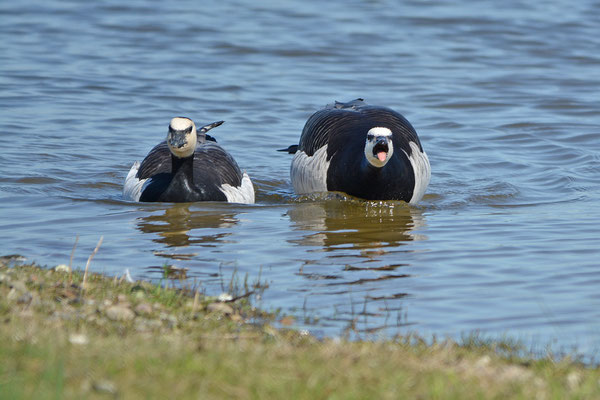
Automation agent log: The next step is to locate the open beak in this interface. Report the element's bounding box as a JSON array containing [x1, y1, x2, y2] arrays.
[[373, 137, 389, 162]]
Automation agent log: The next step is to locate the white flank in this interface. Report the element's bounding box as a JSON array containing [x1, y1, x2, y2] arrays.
[[123, 161, 147, 202], [219, 172, 255, 204], [290, 145, 330, 194], [405, 141, 431, 204]]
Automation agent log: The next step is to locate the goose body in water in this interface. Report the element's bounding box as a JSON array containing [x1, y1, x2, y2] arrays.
[[284, 99, 430, 203], [123, 117, 254, 203]]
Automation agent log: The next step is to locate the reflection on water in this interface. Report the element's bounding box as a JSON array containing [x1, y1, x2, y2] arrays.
[[288, 196, 426, 259], [135, 203, 243, 280], [136, 203, 239, 249], [288, 196, 427, 250], [282, 197, 427, 335]]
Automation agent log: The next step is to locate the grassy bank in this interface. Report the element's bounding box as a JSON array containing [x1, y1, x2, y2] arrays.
[[1, 258, 599, 399]]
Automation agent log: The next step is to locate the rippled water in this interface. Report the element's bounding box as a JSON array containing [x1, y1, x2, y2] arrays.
[[2, 0, 600, 357]]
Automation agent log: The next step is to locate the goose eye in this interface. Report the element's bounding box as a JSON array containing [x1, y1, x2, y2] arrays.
[[367, 134, 374, 140]]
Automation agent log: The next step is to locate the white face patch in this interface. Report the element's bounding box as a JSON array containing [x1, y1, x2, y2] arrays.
[[170, 117, 194, 131], [364, 127, 394, 168], [368, 127, 392, 137], [167, 118, 197, 158], [168, 140, 196, 158]]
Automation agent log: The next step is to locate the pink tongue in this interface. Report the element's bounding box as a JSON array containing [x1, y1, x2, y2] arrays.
[[377, 151, 387, 162]]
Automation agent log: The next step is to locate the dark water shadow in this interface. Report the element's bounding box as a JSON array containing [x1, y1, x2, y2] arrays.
[[134, 203, 244, 280], [136, 203, 240, 249], [287, 195, 427, 252]]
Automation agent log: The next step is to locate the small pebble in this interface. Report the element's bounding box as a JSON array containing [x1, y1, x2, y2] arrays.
[[17, 292, 33, 305], [69, 333, 89, 345], [135, 318, 163, 332], [10, 280, 27, 294], [134, 302, 153, 316], [501, 365, 531, 382], [159, 313, 178, 328], [207, 302, 234, 315], [92, 380, 117, 395], [475, 355, 491, 369], [105, 305, 135, 322], [567, 371, 582, 390]]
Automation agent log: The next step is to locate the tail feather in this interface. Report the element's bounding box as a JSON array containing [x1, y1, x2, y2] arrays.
[[277, 144, 299, 154], [199, 120, 224, 134]]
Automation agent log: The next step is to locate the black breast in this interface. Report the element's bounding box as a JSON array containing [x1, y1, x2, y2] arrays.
[[137, 141, 242, 187], [137, 141, 244, 202]]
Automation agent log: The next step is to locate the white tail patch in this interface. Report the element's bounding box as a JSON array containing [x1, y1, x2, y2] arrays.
[[405, 141, 431, 204], [219, 172, 255, 204], [290, 145, 330, 194]]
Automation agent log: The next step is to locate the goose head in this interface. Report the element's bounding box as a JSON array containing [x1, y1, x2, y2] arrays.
[[167, 117, 197, 158], [364, 127, 394, 168]]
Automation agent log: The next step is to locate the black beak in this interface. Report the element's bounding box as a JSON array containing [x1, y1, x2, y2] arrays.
[[168, 130, 188, 149], [372, 136, 389, 156], [168, 123, 193, 149]]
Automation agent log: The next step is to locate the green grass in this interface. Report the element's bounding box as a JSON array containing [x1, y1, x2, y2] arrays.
[[1, 262, 599, 399]]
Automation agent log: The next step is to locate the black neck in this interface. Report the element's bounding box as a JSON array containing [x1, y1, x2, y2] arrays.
[[171, 154, 194, 183]]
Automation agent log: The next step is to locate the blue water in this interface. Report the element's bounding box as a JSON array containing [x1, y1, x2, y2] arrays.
[[2, 0, 600, 358]]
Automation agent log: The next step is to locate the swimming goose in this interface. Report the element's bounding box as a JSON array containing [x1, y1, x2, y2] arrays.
[[284, 99, 430, 203], [123, 117, 254, 203]]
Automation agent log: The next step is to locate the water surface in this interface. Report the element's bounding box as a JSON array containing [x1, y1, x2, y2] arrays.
[[2, 0, 600, 357]]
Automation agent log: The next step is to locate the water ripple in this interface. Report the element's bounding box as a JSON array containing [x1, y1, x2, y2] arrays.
[[1, 0, 600, 357]]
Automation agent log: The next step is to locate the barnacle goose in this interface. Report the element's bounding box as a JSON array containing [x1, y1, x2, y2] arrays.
[[123, 117, 254, 203], [284, 99, 430, 203]]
